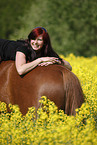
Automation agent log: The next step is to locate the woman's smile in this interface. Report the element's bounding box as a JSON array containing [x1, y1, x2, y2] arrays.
[[30, 35, 43, 51]]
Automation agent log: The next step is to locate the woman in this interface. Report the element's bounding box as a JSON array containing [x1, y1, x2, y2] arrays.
[[0, 27, 72, 75]]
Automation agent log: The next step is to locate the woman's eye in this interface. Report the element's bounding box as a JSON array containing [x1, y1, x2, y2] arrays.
[[38, 39, 43, 41]]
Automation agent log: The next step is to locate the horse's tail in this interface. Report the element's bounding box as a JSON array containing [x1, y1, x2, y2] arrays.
[[62, 69, 84, 115]]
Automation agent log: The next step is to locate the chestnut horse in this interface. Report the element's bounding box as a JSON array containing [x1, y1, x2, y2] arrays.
[[0, 61, 84, 115]]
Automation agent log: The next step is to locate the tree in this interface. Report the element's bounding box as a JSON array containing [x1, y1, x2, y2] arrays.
[[0, 0, 32, 38], [10, 0, 97, 57]]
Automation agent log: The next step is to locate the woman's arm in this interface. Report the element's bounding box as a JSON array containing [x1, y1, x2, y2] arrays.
[[47, 49, 72, 71], [61, 59, 72, 71], [15, 52, 42, 75], [15, 52, 60, 75]]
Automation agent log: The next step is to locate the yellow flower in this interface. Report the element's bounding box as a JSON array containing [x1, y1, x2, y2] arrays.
[[0, 54, 97, 145]]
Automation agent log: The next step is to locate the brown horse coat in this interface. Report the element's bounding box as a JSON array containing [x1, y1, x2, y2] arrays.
[[0, 61, 84, 115]]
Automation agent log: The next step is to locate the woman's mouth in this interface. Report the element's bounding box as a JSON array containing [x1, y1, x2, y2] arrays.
[[33, 45, 40, 50]]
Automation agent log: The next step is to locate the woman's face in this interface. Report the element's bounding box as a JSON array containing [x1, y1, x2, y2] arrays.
[[30, 35, 44, 51]]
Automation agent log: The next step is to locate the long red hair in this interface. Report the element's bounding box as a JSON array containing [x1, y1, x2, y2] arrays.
[[27, 27, 62, 61], [28, 27, 51, 55]]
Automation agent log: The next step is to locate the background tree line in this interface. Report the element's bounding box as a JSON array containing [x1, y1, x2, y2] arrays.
[[0, 0, 97, 57], [0, 0, 32, 38]]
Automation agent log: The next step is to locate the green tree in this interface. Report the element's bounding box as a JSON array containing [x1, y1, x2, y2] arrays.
[[0, 0, 32, 38], [10, 0, 97, 57]]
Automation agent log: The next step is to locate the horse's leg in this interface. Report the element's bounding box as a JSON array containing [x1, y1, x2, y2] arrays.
[[63, 70, 84, 115]]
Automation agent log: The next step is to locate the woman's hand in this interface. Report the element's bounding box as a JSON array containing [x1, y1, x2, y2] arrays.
[[38, 57, 61, 66], [38, 62, 53, 66], [40, 57, 60, 62], [15, 53, 61, 75]]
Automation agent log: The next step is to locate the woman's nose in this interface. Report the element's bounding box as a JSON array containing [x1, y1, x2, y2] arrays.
[[35, 39, 38, 44]]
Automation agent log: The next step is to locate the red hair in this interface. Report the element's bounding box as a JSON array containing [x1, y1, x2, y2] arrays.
[[28, 27, 52, 55], [27, 27, 62, 61], [28, 27, 48, 43]]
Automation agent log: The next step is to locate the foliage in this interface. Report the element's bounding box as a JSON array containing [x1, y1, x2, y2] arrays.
[[0, 54, 97, 144], [0, 0, 33, 38], [9, 0, 97, 57], [1, 0, 97, 56]]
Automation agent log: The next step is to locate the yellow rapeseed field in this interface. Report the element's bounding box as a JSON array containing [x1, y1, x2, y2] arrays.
[[0, 54, 97, 145]]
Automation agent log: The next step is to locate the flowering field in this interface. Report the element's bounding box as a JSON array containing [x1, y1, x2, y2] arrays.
[[0, 54, 97, 145]]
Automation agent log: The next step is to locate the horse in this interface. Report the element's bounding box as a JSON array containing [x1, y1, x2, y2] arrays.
[[0, 61, 84, 115]]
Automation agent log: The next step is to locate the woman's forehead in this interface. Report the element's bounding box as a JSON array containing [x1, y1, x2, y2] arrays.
[[37, 35, 43, 39]]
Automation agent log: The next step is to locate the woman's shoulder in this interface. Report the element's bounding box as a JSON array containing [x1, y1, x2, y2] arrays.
[[16, 43, 28, 54]]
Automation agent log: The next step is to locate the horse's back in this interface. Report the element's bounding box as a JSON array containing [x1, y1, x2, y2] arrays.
[[0, 61, 84, 115], [0, 61, 66, 113]]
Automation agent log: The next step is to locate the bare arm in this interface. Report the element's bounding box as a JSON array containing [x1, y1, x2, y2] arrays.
[[15, 52, 42, 75], [46, 49, 72, 71], [15, 52, 60, 75], [38, 58, 72, 71], [61, 59, 72, 71]]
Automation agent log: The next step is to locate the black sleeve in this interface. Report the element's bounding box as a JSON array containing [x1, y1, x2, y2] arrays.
[[16, 46, 28, 57]]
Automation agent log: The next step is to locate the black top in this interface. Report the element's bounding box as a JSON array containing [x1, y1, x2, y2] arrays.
[[0, 39, 30, 61], [0, 39, 62, 63]]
